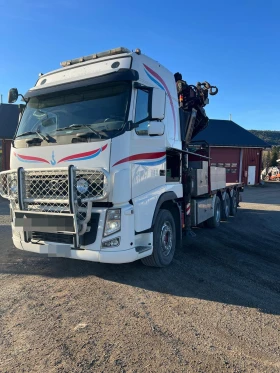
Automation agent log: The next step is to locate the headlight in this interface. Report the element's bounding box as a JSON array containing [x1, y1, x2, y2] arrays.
[[104, 209, 121, 237], [9, 179, 18, 195], [76, 178, 89, 194]]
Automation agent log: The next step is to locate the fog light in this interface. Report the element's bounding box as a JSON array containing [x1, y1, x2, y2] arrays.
[[9, 179, 18, 195], [102, 237, 120, 248]]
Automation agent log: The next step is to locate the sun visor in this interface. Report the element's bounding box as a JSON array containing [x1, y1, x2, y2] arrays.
[[24, 69, 139, 99]]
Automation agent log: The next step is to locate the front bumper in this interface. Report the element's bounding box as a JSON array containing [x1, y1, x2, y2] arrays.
[[13, 237, 152, 264]]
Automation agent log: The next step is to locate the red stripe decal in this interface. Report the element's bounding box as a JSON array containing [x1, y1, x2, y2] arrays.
[[58, 144, 108, 164], [15, 153, 50, 164], [113, 152, 166, 167]]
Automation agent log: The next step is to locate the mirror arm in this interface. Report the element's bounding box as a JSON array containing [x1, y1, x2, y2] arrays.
[[127, 121, 138, 130], [150, 117, 163, 122], [128, 116, 151, 130], [19, 94, 28, 103], [133, 82, 152, 91]]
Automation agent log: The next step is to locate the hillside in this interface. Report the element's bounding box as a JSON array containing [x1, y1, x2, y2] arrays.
[[249, 130, 280, 146]]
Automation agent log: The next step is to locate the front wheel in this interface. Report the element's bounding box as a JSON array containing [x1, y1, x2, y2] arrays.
[[141, 209, 176, 267]]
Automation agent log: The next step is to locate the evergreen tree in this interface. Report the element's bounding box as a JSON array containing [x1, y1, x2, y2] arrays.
[[262, 153, 267, 169], [270, 147, 279, 167], [266, 151, 271, 167]]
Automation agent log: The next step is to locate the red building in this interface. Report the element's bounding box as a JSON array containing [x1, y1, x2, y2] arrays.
[[192, 119, 269, 185]]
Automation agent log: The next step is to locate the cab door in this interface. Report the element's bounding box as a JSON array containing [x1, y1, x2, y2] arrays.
[[130, 86, 166, 198]]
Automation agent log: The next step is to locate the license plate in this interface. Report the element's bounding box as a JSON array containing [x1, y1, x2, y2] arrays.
[[14, 211, 76, 233]]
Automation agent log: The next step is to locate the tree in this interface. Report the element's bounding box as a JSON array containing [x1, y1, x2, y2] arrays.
[[262, 153, 267, 169], [270, 147, 279, 167], [266, 151, 271, 167]]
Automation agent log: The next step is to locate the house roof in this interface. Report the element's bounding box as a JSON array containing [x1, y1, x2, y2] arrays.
[[192, 119, 269, 148], [0, 104, 19, 139]]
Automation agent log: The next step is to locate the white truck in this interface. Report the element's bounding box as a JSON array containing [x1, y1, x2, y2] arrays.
[[0, 47, 243, 267]]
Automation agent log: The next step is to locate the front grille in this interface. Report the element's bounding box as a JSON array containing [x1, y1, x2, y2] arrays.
[[24, 169, 69, 200], [32, 232, 74, 245], [75, 169, 108, 201], [0, 167, 109, 243], [26, 202, 70, 213], [0, 171, 17, 199]]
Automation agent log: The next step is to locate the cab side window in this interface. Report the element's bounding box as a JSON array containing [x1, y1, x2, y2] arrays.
[[135, 90, 149, 135]]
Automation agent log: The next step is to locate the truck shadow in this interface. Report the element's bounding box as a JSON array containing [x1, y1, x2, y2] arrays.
[[1, 208, 280, 315]]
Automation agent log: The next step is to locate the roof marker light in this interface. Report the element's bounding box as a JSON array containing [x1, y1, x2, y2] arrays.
[[60, 47, 131, 67]]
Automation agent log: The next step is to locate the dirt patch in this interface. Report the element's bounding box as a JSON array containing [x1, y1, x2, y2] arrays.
[[0, 183, 280, 372]]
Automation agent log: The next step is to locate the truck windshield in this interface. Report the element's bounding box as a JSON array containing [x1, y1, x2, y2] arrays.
[[16, 82, 131, 140]]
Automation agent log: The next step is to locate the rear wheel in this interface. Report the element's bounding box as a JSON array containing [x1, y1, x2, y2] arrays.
[[230, 190, 238, 216], [276, 177, 280, 181], [141, 209, 176, 267], [206, 196, 221, 228], [221, 193, 230, 221]]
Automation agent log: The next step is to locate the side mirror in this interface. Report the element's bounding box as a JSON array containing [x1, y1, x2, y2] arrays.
[[8, 88, 19, 104], [148, 121, 165, 136], [151, 88, 166, 121]]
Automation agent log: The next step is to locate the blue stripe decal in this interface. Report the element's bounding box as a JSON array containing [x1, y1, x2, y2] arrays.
[[17, 159, 42, 163], [144, 70, 165, 91], [135, 157, 166, 166], [16, 156, 42, 163], [63, 149, 102, 162]]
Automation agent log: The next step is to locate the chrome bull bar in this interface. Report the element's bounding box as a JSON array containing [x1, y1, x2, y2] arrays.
[[0, 165, 110, 247]]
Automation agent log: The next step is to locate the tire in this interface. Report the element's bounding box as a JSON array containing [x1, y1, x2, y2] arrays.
[[276, 177, 280, 182], [206, 196, 221, 228], [141, 209, 176, 268], [264, 175, 269, 181], [229, 190, 238, 216], [221, 193, 230, 221]]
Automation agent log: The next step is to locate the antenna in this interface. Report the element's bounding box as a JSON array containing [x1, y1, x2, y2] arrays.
[[229, 113, 232, 121]]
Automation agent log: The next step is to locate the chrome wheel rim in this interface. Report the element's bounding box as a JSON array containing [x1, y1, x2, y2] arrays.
[[160, 221, 173, 257]]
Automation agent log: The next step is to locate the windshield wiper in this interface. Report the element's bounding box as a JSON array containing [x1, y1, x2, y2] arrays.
[[16, 131, 50, 142], [55, 124, 102, 138]]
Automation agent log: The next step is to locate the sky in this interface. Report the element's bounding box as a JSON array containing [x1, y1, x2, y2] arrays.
[[0, 0, 279, 130]]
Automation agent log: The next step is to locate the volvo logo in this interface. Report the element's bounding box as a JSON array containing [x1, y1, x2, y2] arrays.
[[48, 179, 60, 190]]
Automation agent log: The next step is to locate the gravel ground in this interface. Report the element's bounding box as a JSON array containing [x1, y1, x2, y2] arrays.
[[0, 183, 280, 373]]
